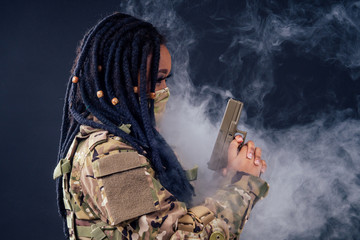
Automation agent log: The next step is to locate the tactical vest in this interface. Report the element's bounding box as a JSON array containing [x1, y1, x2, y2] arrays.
[[53, 129, 120, 240], [53, 130, 218, 240]]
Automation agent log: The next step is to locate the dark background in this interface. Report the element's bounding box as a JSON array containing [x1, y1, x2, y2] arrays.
[[1, 1, 132, 239], [1, 0, 359, 239]]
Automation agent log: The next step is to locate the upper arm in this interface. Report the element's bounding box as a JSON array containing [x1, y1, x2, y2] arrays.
[[80, 135, 161, 225], [91, 150, 159, 225]]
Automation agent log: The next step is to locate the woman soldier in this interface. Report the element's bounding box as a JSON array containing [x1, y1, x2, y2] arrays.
[[54, 13, 269, 240]]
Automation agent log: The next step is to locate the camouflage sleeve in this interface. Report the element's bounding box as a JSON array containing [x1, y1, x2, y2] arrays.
[[171, 172, 269, 240]]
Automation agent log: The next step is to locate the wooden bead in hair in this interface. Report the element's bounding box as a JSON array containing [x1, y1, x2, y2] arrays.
[[97, 90, 104, 98], [72, 76, 79, 83], [111, 97, 119, 105], [133, 86, 138, 93]]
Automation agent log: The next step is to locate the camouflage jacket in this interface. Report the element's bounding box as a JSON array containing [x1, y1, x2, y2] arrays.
[[67, 125, 269, 240]]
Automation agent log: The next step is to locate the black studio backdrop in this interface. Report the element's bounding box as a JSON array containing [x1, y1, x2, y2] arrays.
[[1, 0, 359, 239]]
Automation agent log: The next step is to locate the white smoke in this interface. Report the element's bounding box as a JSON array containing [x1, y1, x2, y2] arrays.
[[121, 1, 360, 239], [242, 114, 360, 239]]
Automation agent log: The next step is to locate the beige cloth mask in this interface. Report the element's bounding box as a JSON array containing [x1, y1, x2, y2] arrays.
[[154, 87, 170, 124]]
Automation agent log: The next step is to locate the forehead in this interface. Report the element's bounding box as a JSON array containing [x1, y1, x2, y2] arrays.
[[159, 45, 171, 73]]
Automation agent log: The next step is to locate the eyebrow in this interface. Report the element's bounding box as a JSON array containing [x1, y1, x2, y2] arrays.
[[158, 69, 168, 74]]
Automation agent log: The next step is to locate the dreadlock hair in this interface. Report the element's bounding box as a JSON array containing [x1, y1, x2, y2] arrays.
[[56, 12, 194, 238]]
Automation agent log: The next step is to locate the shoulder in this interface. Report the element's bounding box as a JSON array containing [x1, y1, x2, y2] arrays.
[[92, 134, 136, 157], [83, 133, 158, 225], [74, 126, 141, 170], [76, 124, 136, 156], [85, 129, 149, 176]]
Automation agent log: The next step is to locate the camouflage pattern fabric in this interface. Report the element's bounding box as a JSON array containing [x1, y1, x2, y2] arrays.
[[67, 125, 269, 240]]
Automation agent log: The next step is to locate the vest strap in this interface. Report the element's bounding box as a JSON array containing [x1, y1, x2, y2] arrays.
[[118, 123, 131, 134], [91, 225, 108, 240], [53, 158, 71, 179], [76, 226, 91, 238], [177, 206, 215, 232], [185, 165, 198, 181], [75, 222, 112, 240]]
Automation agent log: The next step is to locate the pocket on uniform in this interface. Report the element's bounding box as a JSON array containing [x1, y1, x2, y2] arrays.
[[92, 151, 159, 225]]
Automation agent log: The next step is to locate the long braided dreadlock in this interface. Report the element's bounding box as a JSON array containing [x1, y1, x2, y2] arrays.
[[57, 12, 194, 238]]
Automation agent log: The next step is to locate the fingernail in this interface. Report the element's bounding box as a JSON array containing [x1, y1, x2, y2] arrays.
[[255, 159, 260, 165], [235, 135, 243, 142], [247, 153, 253, 159]]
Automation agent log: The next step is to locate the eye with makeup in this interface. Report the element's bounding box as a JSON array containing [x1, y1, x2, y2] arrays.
[[157, 73, 172, 83]]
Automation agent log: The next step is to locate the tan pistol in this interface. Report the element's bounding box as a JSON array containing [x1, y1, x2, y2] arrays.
[[207, 98, 247, 171]]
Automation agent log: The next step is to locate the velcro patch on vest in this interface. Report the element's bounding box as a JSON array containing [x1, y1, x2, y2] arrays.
[[92, 152, 158, 225]]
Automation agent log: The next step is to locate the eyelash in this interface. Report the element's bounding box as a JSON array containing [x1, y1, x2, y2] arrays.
[[157, 73, 172, 82]]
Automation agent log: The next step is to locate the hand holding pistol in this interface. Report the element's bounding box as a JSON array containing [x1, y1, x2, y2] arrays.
[[208, 98, 267, 177], [207, 99, 247, 171]]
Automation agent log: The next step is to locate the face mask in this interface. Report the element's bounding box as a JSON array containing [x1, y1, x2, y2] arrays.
[[154, 87, 170, 124]]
